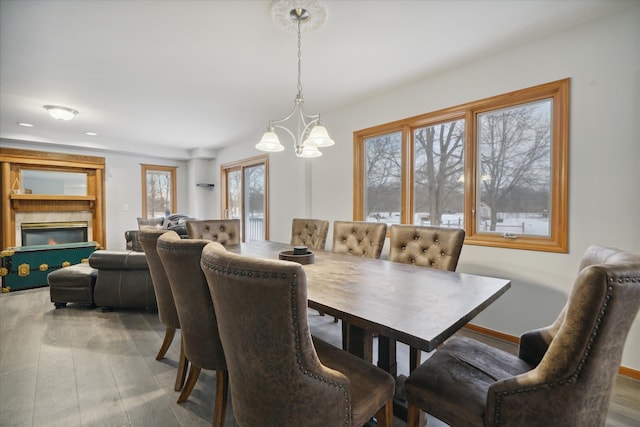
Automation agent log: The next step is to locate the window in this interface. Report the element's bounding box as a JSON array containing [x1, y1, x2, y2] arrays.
[[220, 155, 269, 241], [141, 164, 177, 218], [354, 79, 569, 252]]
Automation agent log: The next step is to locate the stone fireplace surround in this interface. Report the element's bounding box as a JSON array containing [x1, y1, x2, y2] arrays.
[[15, 211, 93, 247]]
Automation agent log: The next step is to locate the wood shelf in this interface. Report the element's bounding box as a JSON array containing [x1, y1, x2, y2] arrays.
[[10, 194, 96, 202], [10, 194, 96, 211]]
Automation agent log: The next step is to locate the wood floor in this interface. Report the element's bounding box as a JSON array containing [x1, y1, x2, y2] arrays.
[[1, 287, 638, 427]]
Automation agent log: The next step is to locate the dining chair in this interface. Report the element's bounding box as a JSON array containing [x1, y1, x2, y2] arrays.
[[404, 245, 640, 427], [138, 227, 188, 392], [332, 220, 387, 258], [157, 231, 229, 427], [332, 220, 388, 355], [185, 219, 240, 245], [387, 224, 466, 371], [388, 224, 465, 270], [291, 218, 329, 250], [201, 242, 395, 427]]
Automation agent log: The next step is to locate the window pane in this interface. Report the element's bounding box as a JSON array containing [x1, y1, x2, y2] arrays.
[[477, 99, 552, 237], [364, 132, 402, 226], [227, 169, 242, 222], [413, 119, 465, 229], [244, 164, 265, 241], [146, 170, 173, 217]]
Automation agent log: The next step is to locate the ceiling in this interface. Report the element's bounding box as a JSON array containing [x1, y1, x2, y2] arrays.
[[0, 0, 634, 160]]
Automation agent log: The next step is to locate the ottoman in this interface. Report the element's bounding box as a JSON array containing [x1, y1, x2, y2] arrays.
[[48, 262, 98, 308]]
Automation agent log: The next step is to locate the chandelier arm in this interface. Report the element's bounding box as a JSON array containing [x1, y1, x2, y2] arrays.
[[271, 124, 297, 145]]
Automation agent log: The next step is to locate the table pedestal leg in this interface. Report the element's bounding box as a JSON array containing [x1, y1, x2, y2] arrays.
[[377, 336, 397, 377], [345, 322, 373, 363]]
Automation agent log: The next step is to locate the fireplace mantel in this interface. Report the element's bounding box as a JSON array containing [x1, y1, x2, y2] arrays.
[[1, 148, 106, 249], [9, 194, 96, 211]]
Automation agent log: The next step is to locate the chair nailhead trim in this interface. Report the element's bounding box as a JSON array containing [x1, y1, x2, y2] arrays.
[[492, 275, 639, 426], [203, 259, 351, 425]]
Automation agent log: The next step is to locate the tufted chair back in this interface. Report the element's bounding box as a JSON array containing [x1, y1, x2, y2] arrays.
[[291, 218, 329, 250], [332, 220, 387, 259], [157, 231, 228, 426], [389, 225, 465, 271], [201, 242, 395, 427], [404, 245, 640, 427], [186, 219, 240, 246]]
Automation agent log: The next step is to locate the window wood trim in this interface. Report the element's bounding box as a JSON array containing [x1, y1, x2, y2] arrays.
[[353, 79, 570, 253]]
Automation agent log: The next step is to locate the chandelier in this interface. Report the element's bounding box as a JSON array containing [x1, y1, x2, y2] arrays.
[[256, 1, 334, 158]]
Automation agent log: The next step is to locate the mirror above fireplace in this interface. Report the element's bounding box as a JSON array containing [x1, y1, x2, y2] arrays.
[[20, 170, 87, 196]]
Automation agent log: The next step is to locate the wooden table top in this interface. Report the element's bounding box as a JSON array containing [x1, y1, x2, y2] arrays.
[[236, 240, 511, 353]]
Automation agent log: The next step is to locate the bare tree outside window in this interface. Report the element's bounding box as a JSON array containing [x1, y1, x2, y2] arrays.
[[364, 131, 402, 226], [478, 100, 551, 236], [414, 119, 465, 227]]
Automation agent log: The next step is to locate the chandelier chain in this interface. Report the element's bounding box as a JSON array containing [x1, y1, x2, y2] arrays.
[[297, 16, 303, 98]]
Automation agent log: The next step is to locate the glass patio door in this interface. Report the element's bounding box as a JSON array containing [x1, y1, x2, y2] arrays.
[[222, 156, 269, 242]]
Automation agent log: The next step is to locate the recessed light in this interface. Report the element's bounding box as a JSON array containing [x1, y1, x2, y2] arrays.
[[85, 132, 98, 136], [17, 122, 34, 127]]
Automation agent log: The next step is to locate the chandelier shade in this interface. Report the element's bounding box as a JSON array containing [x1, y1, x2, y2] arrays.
[[256, 128, 285, 152], [256, 1, 333, 158]]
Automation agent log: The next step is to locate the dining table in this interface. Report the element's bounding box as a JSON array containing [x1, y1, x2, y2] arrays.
[[233, 240, 511, 419]]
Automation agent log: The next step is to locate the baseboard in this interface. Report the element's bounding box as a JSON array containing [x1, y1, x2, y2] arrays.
[[464, 323, 640, 380]]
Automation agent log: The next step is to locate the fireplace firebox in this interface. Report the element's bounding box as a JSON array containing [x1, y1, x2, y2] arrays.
[[21, 222, 89, 246]]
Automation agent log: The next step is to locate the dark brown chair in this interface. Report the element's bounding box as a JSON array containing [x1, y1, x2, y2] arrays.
[[291, 218, 329, 250], [185, 219, 240, 246], [157, 231, 228, 427], [138, 227, 188, 392], [404, 245, 640, 427], [387, 224, 466, 370], [201, 242, 395, 427], [332, 220, 387, 258]]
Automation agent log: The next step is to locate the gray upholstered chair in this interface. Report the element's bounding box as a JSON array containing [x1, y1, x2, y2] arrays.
[[389, 224, 465, 271], [138, 227, 188, 392], [332, 220, 387, 258], [387, 224, 466, 370], [404, 245, 640, 427], [201, 242, 395, 427], [186, 219, 240, 246], [157, 231, 228, 427], [291, 218, 329, 250]]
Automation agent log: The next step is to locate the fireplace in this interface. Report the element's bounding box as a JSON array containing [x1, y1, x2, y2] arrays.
[[21, 222, 88, 246]]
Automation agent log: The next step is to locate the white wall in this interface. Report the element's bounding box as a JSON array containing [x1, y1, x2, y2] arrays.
[[216, 5, 640, 370]]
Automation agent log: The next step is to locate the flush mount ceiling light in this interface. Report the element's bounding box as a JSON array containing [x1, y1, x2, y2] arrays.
[[256, 0, 334, 158], [44, 105, 79, 122]]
